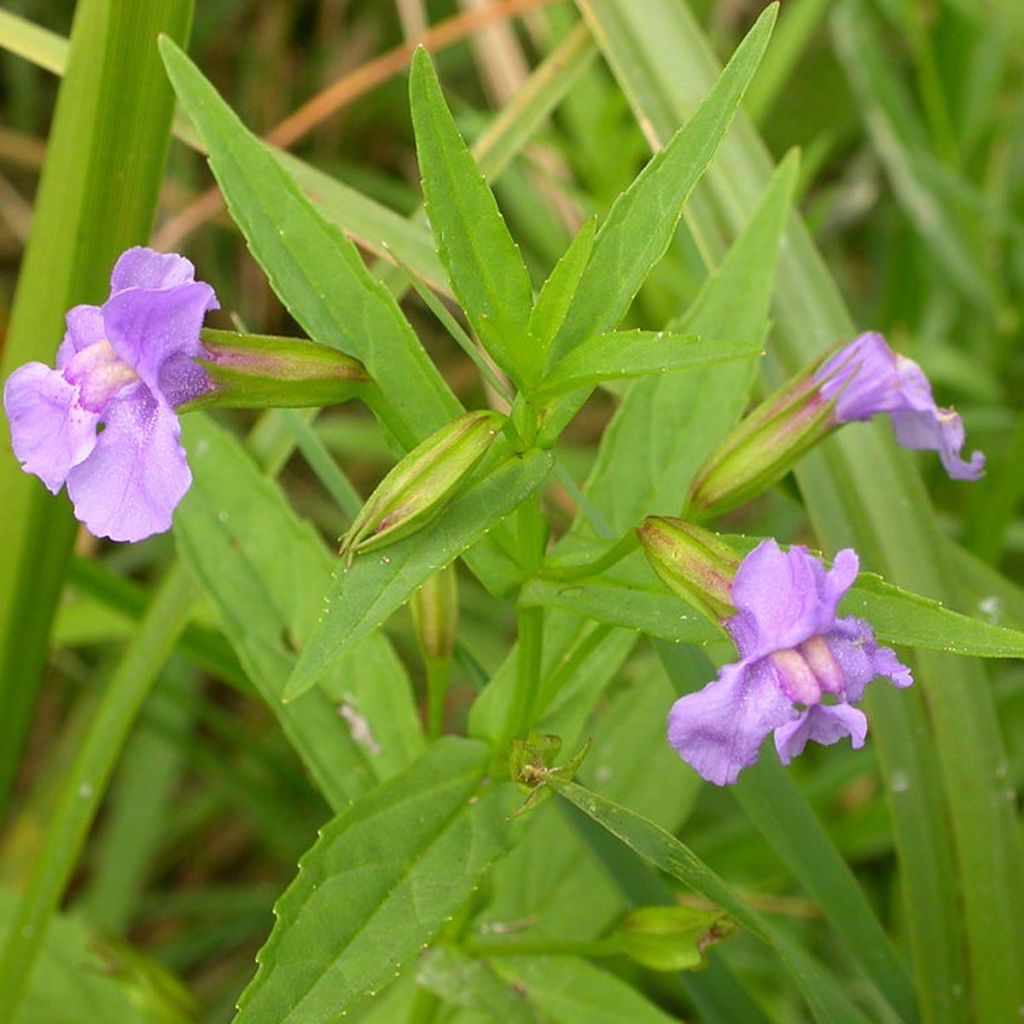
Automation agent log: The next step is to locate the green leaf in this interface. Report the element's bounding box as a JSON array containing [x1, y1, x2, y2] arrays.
[[417, 948, 536, 1023], [233, 738, 518, 1024], [520, 551, 722, 647], [490, 955, 681, 1024], [410, 47, 535, 385], [536, 330, 761, 398], [160, 38, 461, 451], [846, 570, 1024, 658], [285, 448, 554, 700], [550, 3, 777, 363], [556, 781, 874, 1024], [0, 889, 191, 1024], [579, 151, 799, 533], [526, 217, 597, 383], [175, 417, 424, 809], [830, 0, 991, 308]]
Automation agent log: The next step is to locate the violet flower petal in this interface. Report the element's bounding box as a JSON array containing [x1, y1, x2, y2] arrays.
[[110, 247, 198, 293], [774, 704, 868, 765], [890, 408, 985, 480], [4, 362, 99, 493], [668, 659, 796, 786], [103, 281, 217, 396], [65, 389, 190, 542], [816, 332, 984, 480], [825, 617, 913, 703], [56, 305, 106, 369], [728, 540, 859, 658]]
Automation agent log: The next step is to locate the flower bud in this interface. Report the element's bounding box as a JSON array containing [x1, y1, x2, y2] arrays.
[[684, 369, 833, 521], [181, 328, 369, 410], [637, 517, 739, 624], [410, 564, 459, 661], [341, 410, 505, 560], [617, 906, 735, 972]]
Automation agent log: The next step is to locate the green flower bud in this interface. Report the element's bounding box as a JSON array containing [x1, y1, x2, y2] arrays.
[[684, 369, 834, 521], [636, 516, 738, 624], [341, 410, 505, 561], [617, 906, 735, 972], [411, 564, 459, 661], [182, 328, 369, 410]]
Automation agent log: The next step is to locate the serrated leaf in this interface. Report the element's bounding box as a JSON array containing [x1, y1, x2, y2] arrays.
[[286, 448, 554, 700], [175, 417, 424, 809], [410, 47, 534, 386], [160, 39, 460, 451], [536, 331, 761, 398], [234, 738, 518, 1024]]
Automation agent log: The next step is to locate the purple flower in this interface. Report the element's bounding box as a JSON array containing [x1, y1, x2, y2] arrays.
[[667, 540, 911, 786], [815, 332, 984, 480], [4, 247, 217, 542]]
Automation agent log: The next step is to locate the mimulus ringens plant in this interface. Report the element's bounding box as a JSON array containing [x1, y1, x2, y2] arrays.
[[667, 539, 912, 785], [4, 247, 217, 542]]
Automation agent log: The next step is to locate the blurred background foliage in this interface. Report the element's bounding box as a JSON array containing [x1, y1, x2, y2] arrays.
[[0, 1, 1022, 1020]]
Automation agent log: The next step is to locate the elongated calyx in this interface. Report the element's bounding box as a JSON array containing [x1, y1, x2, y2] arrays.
[[685, 331, 984, 521], [411, 564, 459, 661], [341, 409, 505, 560], [185, 328, 368, 410], [637, 516, 739, 623]]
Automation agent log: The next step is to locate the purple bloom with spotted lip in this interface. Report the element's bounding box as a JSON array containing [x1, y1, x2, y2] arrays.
[[4, 247, 217, 542], [816, 331, 984, 480], [668, 539, 912, 786]]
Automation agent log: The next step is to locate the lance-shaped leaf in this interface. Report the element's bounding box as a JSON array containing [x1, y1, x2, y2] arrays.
[[548, 3, 777, 364], [160, 38, 460, 451], [535, 330, 761, 398], [410, 47, 534, 387], [234, 738, 518, 1024], [285, 448, 554, 700], [526, 216, 597, 379]]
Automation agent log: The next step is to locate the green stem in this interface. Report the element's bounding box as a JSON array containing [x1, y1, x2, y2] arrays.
[[0, 563, 195, 1019], [507, 604, 545, 742], [425, 656, 452, 740], [540, 531, 638, 582]]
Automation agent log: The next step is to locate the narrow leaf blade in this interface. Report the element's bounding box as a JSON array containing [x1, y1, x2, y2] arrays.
[[537, 331, 761, 397], [410, 47, 534, 384]]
